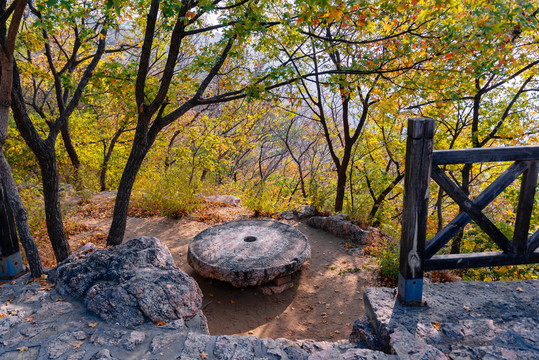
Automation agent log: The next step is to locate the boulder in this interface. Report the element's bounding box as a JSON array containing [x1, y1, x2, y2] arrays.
[[297, 205, 315, 219], [307, 216, 369, 245], [280, 210, 298, 220], [48, 237, 204, 327], [201, 195, 241, 206]]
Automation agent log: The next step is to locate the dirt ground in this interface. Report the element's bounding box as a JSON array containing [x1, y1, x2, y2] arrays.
[[68, 193, 379, 342]]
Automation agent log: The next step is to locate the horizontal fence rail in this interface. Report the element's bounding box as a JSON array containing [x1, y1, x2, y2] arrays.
[[398, 118, 539, 305]]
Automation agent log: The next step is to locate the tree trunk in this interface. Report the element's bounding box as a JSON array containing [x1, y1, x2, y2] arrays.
[[0, 9, 43, 276], [451, 163, 471, 254], [334, 165, 347, 212], [368, 173, 405, 223], [37, 143, 71, 262], [0, 143, 43, 277], [334, 145, 353, 213], [106, 144, 148, 246], [99, 128, 123, 191], [61, 120, 81, 189]]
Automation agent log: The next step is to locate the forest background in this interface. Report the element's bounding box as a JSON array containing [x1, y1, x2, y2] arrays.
[[1, 0, 538, 282]]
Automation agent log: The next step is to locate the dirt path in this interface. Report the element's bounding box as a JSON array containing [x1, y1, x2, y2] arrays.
[[69, 194, 378, 342]]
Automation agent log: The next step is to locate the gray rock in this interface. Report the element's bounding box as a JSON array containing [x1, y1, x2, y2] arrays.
[[350, 316, 385, 351], [390, 326, 447, 360], [150, 333, 185, 354], [47, 332, 76, 359], [90, 349, 115, 360], [307, 216, 369, 244], [297, 205, 316, 219], [188, 220, 310, 287], [0, 346, 40, 360], [363, 280, 539, 359], [281, 209, 298, 220], [48, 237, 204, 327], [121, 331, 146, 351], [67, 351, 86, 360], [180, 333, 212, 358]]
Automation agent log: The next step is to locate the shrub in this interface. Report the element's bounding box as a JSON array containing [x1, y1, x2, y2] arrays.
[[131, 168, 201, 218]]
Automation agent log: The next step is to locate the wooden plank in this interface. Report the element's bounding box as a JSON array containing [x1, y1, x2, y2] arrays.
[[425, 161, 528, 257], [431, 165, 514, 253], [399, 118, 435, 280], [424, 250, 539, 271], [398, 118, 435, 304], [513, 161, 539, 252], [528, 230, 539, 253], [433, 145, 539, 165], [408, 117, 434, 139]]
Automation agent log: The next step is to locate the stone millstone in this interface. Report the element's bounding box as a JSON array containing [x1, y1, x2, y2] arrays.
[[188, 220, 310, 287], [48, 237, 204, 327]]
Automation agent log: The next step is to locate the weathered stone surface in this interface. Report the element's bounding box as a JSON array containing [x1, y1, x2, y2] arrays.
[[297, 205, 316, 219], [90, 349, 116, 360], [0, 346, 40, 360], [201, 194, 241, 206], [258, 280, 295, 295], [188, 220, 311, 287], [149, 333, 186, 354], [281, 209, 298, 220], [121, 331, 146, 351], [363, 280, 539, 358], [307, 216, 369, 245], [390, 326, 447, 360], [350, 316, 385, 352], [47, 332, 76, 359], [49, 237, 204, 327]]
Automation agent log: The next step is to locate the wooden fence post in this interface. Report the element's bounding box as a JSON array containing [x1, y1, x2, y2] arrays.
[[398, 118, 435, 305]]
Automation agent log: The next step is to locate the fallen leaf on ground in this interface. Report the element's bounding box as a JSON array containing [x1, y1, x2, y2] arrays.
[[516, 287, 524, 292], [72, 342, 83, 349], [157, 321, 166, 326], [88, 322, 98, 328], [55, 298, 66, 302], [25, 315, 34, 322], [200, 352, 209, 359], [321, 312, 328, 317], [463, 305, 471, 311], [17, 346, 28, 352], [432, 322, 441, 330]]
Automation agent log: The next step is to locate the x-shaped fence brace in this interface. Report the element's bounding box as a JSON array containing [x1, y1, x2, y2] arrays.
[[398, 118, 539, 305]]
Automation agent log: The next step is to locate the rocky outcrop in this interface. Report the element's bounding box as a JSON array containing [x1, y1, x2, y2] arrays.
[[48, 237, 205, 327], [280, 205, 316, 220], [307, 216, 369, 245]]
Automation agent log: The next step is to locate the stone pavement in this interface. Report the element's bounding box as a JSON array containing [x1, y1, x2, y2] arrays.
[[2, 271, 538, 359], [0, 274, 394, 360], [353, 279, 539, 360]]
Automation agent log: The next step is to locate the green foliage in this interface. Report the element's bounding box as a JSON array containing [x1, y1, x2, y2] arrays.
[[131, 168, 202, 218], [18, 186, 46, 236], [374, 240, 400, 283]]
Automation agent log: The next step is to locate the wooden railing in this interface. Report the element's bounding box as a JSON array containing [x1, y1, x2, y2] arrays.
[[398, 118, 539, 305]]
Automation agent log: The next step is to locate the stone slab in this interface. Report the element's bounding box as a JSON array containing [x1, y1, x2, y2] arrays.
[[362, 279, 539, 358], [188, 219, 311, 287], [0, 274, 395, 360]]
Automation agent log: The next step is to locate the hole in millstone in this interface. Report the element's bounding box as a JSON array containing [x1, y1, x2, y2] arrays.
[[244, 236, 257, 242]]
